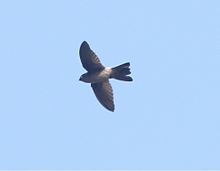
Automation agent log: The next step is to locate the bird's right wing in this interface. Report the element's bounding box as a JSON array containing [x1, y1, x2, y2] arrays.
[[79, 41, 105, 72], [91, 81, 115, 112]]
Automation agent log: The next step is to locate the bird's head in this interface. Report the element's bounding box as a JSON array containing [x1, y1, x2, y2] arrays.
[[79, 73, 90, 83], [79, 75, 84, 81], [79, 76, 82, 81]]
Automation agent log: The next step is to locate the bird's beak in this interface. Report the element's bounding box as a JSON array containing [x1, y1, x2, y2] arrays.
[[79, 77, 82, 81]]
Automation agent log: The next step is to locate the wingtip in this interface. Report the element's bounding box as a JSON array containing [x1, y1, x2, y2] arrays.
[[82, 40, 88, 44], [106, 104, 115, 112], [80, 41, 89, 48], [80, 41, 90, 55], [107, 106, 115, 112], [125, 62, 130, 66]]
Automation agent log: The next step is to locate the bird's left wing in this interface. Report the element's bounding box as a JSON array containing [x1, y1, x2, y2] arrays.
[[91, 81, 114, 112], [79, 41, 105, 72]]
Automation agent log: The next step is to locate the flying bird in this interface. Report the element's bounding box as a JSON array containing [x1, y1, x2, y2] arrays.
[[79, 41, 133, 112]]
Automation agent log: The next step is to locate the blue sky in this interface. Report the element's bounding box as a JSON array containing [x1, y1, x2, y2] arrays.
[[0, 0, 220, 169]]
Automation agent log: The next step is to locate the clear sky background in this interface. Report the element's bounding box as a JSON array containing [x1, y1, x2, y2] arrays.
[[0, 0, 220, 169]]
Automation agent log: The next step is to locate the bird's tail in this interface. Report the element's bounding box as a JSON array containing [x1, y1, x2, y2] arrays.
[[111, 62, 133, 81]]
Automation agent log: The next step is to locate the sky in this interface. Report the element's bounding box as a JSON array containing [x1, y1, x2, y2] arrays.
[[0, 0, 220, 169]]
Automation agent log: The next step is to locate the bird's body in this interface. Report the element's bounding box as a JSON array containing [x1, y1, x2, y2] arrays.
[[79, 41, 132, 112], [80, 67, 112, 83]]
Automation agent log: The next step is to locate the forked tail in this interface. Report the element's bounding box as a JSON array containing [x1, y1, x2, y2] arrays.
[[111, 62, 133, 81]]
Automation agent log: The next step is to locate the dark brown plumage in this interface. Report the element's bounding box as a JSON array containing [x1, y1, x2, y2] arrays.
[[79, 41, 132, 112]]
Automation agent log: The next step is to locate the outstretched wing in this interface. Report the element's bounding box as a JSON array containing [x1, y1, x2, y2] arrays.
[[91, 81, 114, 112], [79, 41, 105, 72]]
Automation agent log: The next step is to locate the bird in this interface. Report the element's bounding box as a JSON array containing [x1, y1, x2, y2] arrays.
[[79, 41, 133, 112]]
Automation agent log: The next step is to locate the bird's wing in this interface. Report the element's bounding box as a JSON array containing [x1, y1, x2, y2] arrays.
[[91, 81, 114, 112], [79, 41, 105, 72]]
